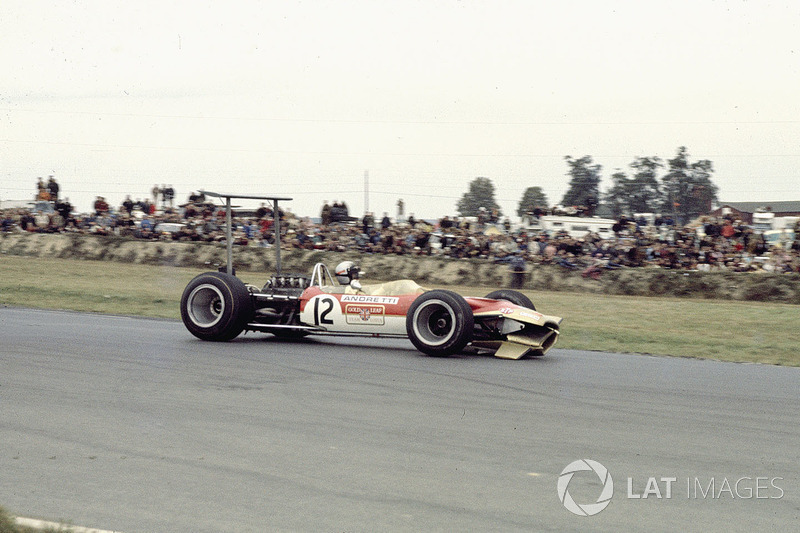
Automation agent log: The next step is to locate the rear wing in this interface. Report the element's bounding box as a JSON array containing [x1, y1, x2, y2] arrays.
[[200, 191, 292, 276]]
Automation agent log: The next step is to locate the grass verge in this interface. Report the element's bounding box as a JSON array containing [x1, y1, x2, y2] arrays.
[[1, 255, 798, 366]]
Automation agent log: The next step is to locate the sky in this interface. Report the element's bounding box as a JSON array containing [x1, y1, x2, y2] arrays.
[[2, 0, 799, 219]]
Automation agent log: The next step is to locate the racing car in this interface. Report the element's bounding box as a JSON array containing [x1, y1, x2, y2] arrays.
[[180, 261, 562, 359]]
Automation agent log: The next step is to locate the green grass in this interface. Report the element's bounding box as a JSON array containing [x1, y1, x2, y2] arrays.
[[0, 255, 189, 319], [1, 255, 798, 366], [517, 291, 799, 366]]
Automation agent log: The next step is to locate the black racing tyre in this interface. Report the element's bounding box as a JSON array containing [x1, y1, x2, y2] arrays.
[[406, 289, 474, 356], [180, 272, 254, 341], [484, 289, 535, 310]]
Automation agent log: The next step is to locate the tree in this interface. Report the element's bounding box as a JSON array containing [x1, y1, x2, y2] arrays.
[[603, 159, 663, 218], [661, 147, 718, 224], [457, 177, 501, 217], [628, 156, 663, 214], [517, 186, 549, 219], [603, 170, 630, 219], [561, 156, 601, 213]]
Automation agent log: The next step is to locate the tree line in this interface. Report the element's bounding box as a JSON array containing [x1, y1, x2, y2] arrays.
[[457, 146, 719, 225]]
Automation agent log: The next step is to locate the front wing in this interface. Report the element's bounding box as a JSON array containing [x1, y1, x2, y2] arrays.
[[470, 301, 562, 359]]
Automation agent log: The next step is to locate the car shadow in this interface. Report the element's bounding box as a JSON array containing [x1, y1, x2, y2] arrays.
[[227, 333, 553, 362]]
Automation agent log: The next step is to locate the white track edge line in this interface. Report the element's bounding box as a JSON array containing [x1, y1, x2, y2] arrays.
[[15, 516, 123, 533]]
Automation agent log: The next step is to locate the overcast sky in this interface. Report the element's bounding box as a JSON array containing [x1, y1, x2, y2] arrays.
[[2, 0, 799, 219]]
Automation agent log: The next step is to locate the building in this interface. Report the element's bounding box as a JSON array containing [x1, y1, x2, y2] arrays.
[[708, 201, 800, 225]]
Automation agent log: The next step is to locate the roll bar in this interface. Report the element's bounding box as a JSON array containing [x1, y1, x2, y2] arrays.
[[310, 262, 336, 287]]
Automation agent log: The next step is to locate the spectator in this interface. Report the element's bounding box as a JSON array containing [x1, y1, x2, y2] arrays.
[[508, 253, 527, 288], [187, 191, 205, 204], [93, 196, 110, 216], [362, 212, 374, 233], [55, 198, 73, 223], [36, 177, 48, 200], [255, 202, 271, 219], [47, 176, 60, 200], [163, 185, 175, 208], [721, 219, 736, 239], [122, 195, 134, 215], [320, 201, 331, 225]]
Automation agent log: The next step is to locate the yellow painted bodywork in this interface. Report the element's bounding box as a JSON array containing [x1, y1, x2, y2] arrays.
[[473, 308, 562, 359]]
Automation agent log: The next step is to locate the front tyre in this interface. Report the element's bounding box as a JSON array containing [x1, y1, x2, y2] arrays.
[[180, 272, 254, 341], [484, 289, 535, 310], [406, 290, 474, 356]]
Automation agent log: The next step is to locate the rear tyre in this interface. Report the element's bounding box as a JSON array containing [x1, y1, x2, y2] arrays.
[[181, 272, 254, 341], [406, 290, 474, 356], [484, 289, 535, 310]]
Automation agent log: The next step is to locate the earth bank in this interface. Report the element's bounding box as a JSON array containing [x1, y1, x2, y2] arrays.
[[2, 233, 798, 304]]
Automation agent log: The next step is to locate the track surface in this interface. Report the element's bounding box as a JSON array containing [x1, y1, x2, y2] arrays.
[[1, 307, 798, 532]]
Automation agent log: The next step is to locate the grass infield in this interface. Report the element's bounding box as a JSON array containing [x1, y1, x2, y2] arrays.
[[1, 255, 797, 366]]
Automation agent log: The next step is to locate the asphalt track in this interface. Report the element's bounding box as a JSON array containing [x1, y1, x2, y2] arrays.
[[1, 307, 798, 532]]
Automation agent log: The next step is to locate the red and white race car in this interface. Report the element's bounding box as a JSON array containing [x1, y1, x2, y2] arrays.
[[180, 261, 562, 359]]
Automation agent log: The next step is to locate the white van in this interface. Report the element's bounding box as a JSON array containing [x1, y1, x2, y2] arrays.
[[526, 215, 617, 239]]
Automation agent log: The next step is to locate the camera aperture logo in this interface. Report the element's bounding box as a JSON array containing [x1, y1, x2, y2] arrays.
[[557, 459, 614, 516]]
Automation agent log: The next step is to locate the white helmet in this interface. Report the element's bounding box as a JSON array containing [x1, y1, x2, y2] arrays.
[[335, 261, 361, 285]]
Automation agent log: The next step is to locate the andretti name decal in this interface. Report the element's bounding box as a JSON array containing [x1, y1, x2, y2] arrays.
[[341, 294, 399, 305]]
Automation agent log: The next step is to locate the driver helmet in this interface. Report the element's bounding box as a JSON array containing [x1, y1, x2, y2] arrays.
[[335, 261, 362, 285]]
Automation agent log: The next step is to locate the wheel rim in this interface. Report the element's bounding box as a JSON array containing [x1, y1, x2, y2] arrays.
[[187, 284, 225, 327], [412, 300, 456, 346]]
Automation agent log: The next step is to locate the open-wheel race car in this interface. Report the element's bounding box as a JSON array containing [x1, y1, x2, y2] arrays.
[[179, 192, 562, 359], [180, 261, 562, 359]]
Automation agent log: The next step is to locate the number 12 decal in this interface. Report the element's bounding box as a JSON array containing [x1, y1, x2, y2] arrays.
[[314, 296, 335, 325]]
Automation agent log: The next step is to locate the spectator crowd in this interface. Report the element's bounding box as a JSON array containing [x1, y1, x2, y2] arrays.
[[3, 180, 800, 276]]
